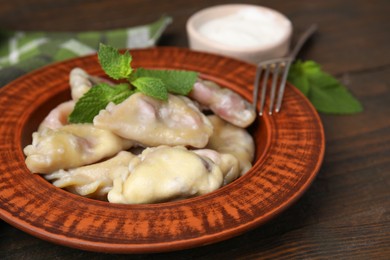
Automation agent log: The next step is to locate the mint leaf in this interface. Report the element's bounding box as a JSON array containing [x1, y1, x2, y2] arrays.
[[68, 83, 133, 123], [98, 43, 132, 80], [132, 68, 197, 95], [307, 71, 363, 114], [131, 77, 168, 100], [309, 83, 363, 114], [288, 60, 363, 114]]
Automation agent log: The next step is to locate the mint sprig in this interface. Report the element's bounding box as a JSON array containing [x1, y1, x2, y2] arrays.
[[97, 43, 198, 100], [288, 60, 363, 114], [68, 43, 198, 123]]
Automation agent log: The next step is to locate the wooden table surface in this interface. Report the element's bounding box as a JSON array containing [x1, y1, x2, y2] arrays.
[[1, 0, 389, 259]]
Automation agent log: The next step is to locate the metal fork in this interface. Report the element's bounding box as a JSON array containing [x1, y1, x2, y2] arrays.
[[252, 24, 318, 116]]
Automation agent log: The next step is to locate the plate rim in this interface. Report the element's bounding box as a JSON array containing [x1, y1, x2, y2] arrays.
[[0, 47, 325, 253]]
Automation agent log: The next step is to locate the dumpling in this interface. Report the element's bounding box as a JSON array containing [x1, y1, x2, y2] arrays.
[[69, 67, 113, 101], [45, 151, 136, 200], [24, 124, 133, 173], [206, 115, 255, 175], [69, 68, 93, 101], [193, 149, 240, 186], [93, 93, 213, 148], [189, 79, 256, 128], [108, 146, 223, 204]]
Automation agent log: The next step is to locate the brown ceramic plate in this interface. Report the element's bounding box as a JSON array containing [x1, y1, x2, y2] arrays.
[[0, 47, 324, 253]]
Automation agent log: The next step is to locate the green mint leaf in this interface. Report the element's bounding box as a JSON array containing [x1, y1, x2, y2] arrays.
[[288, 60, 363, 114], [68, 83, 133, 123], [132, 68, 198, 95], [309, 83, 363, 114], [131, 77, 168, 100], [307, 70, 363, 114], [98, 43, 132, 80]]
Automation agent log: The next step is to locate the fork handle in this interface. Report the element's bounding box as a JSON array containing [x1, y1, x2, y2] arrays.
[[290, 24, 318, 59]]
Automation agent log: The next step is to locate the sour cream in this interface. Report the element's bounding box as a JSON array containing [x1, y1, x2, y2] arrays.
[[187, 5, 292, 63], [198, 8, 291, 49]]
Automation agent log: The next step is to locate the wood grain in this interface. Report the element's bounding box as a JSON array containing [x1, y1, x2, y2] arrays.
[[0, 0, 389, 259]]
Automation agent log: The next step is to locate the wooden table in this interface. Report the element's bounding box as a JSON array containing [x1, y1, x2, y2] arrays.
[[1, 0, 389, 259]]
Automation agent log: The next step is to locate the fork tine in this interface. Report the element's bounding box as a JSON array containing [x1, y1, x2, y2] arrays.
[[268, 63, 282, 115], [259, 64, 270, 116], [252, 63, 263, 110], [275, 59, 293, 113]]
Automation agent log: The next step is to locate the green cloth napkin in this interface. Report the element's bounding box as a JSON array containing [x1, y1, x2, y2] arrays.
[[0, 16, 172, 87]]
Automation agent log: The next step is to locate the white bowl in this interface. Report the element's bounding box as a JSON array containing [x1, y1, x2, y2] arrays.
[[187, 4, 293, 64]]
